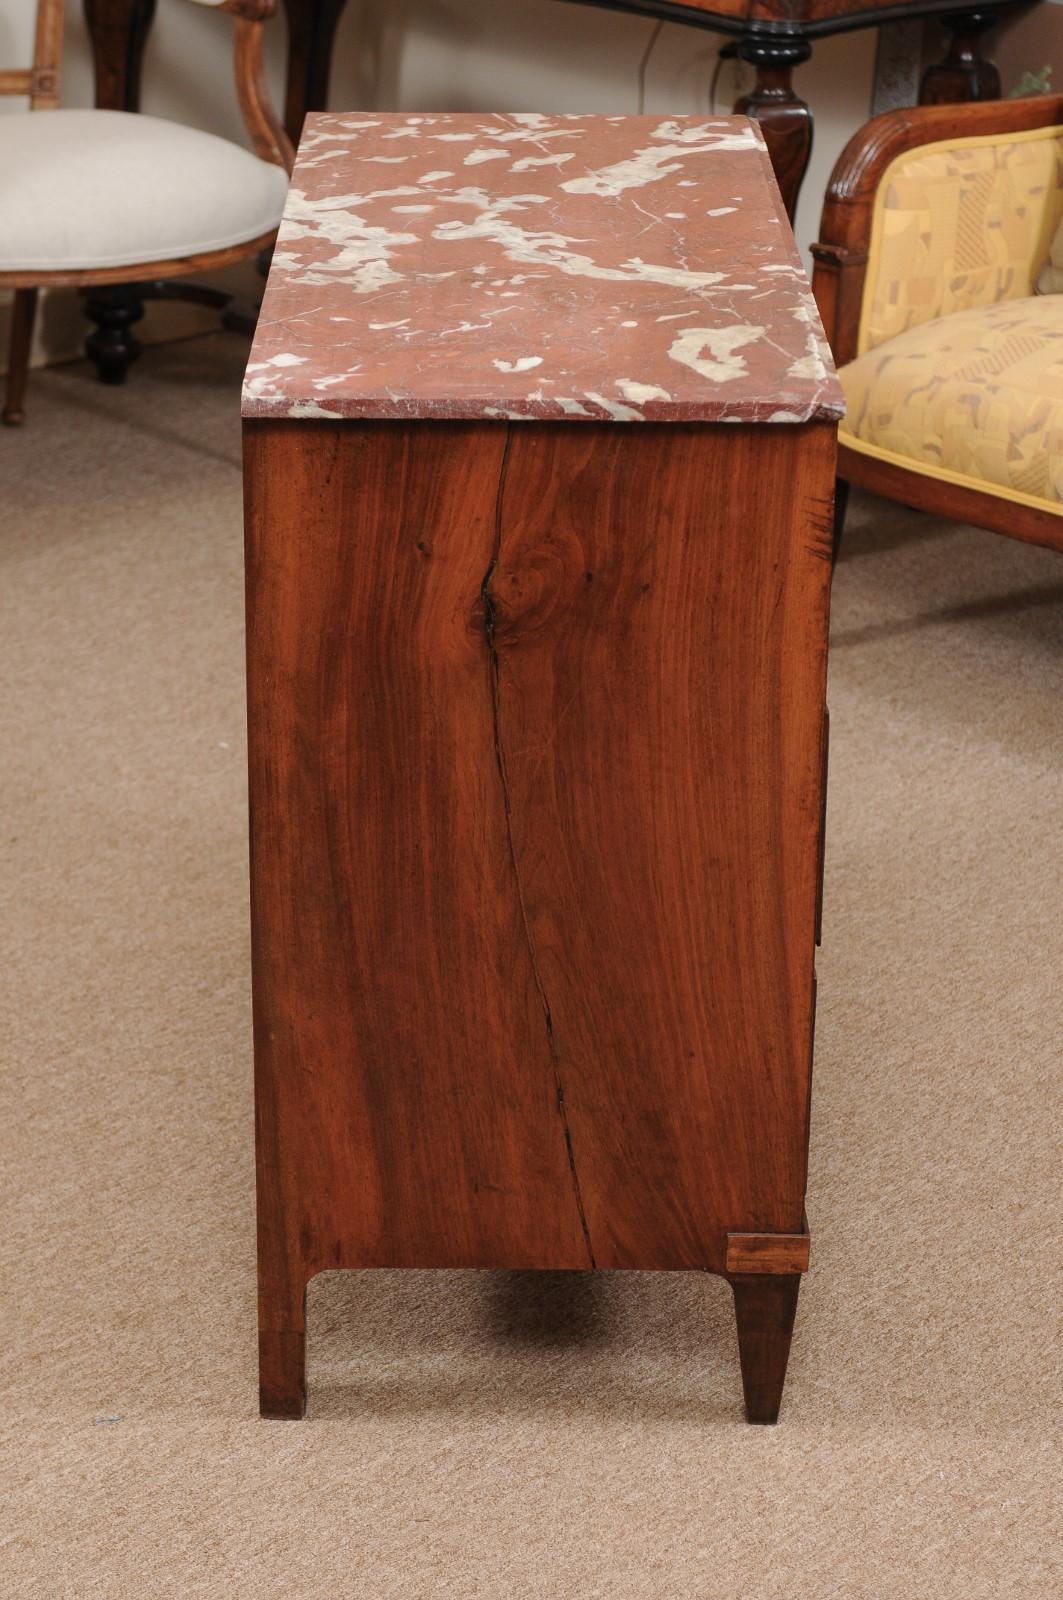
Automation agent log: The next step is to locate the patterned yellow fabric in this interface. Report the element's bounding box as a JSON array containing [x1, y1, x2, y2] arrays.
[[1038, 214, 1063, 294], [840, 296, 1063, 514], [860, 127, 1063, 357]]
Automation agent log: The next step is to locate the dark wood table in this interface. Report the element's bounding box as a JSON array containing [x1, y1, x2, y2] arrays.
[[242, 109, 842, 1423], [84, 0, 1030, 218]]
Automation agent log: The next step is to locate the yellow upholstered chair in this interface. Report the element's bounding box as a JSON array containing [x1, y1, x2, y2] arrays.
[[1, 0, 293, 424], [811, 96, 1063, 553]]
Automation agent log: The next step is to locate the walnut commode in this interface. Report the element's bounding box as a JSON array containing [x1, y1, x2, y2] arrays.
[[243, 111, 842, 1423]]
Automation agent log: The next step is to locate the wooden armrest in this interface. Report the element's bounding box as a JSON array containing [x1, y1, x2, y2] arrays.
[[823, 94, 1063, 215], [182, 0, 294, 173], [811, 95, 1063, 369]]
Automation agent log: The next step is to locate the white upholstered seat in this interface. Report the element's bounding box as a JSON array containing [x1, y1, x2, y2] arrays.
[[0, 109, 289, 272], [2, 0, 293, 425]]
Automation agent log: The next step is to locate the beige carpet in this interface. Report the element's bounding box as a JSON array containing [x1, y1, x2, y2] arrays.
[[3, 335, 1061, 1598]]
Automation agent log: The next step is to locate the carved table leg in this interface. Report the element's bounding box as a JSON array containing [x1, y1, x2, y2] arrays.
[[281, 0, 349, 144], [84, 287, 145, 385], [734, 38, 813, 223], [83, 0, 157, 111], [731, 1274, 802, 1424], [919, 9, 1003, 104]]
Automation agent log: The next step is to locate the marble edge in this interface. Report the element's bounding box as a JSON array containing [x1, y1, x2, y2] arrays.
[[241, 392, 846, 424]]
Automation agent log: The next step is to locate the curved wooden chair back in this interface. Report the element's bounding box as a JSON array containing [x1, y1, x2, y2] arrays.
[[0, 0, 64, 108], [811, 95, 1063, 370], [0, 2, 292, 171]]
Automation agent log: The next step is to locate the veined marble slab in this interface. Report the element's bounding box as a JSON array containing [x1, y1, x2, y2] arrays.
[[243, 112, 844, 425]]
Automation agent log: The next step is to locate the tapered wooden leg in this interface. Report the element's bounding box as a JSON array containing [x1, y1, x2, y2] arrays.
[[731, 1274, 802, 1424], [258, 1276, 308, 1419], [4, 288, 38, 427]]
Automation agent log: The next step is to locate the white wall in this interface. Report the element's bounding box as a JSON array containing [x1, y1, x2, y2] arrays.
[[323, 1, 879, 255], [1, 0, 1054, 378], [993, 0, 1063, 90]]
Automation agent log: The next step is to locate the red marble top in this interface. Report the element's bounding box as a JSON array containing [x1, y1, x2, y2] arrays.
[[243, 111, 843, 425]]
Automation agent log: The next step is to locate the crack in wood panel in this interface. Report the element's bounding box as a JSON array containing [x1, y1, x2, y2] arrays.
[[480, 426, 597, 1271]]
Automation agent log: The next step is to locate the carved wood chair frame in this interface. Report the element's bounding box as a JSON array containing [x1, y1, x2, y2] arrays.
[[810, 94, 1063, 556], [1, 0, 294, 424]]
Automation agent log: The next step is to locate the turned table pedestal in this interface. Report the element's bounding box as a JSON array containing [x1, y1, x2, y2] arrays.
[[242, 111, 842, 1422]]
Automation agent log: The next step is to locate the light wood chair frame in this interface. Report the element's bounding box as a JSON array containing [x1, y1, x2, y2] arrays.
[[2, 0, 294, 424], [810, 94, 1063, 556]]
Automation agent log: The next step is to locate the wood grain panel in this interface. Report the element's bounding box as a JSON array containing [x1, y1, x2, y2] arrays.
[[490, 422, 835, 1273], [246, 414, 835, 1415], [245, 419, 595, 1316]]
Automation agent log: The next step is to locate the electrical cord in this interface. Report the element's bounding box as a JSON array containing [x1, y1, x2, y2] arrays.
[[710, 42, 739, 114], [637, 20, 665, 113]]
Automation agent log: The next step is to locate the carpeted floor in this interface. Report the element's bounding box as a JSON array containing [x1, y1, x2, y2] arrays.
[[3, 335, 1061, 1598]]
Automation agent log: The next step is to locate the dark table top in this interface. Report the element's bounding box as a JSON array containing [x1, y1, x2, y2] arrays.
[[560, 0, 1025, 39]]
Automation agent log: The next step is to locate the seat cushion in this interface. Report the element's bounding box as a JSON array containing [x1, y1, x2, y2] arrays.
[[839, 296, 1063, 515], [0, 110, 288, 272]]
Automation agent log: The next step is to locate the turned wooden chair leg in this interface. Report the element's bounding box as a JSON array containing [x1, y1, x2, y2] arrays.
[[258, 1270, 308, 1419], [4, 287, 38, 426], [83, 286, 145, 385], [731, 1274, 802, 1424]]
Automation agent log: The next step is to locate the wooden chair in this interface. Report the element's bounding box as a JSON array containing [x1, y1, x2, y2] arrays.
[[1, 0, 293, 425], [811, 95, 1063, 555]]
